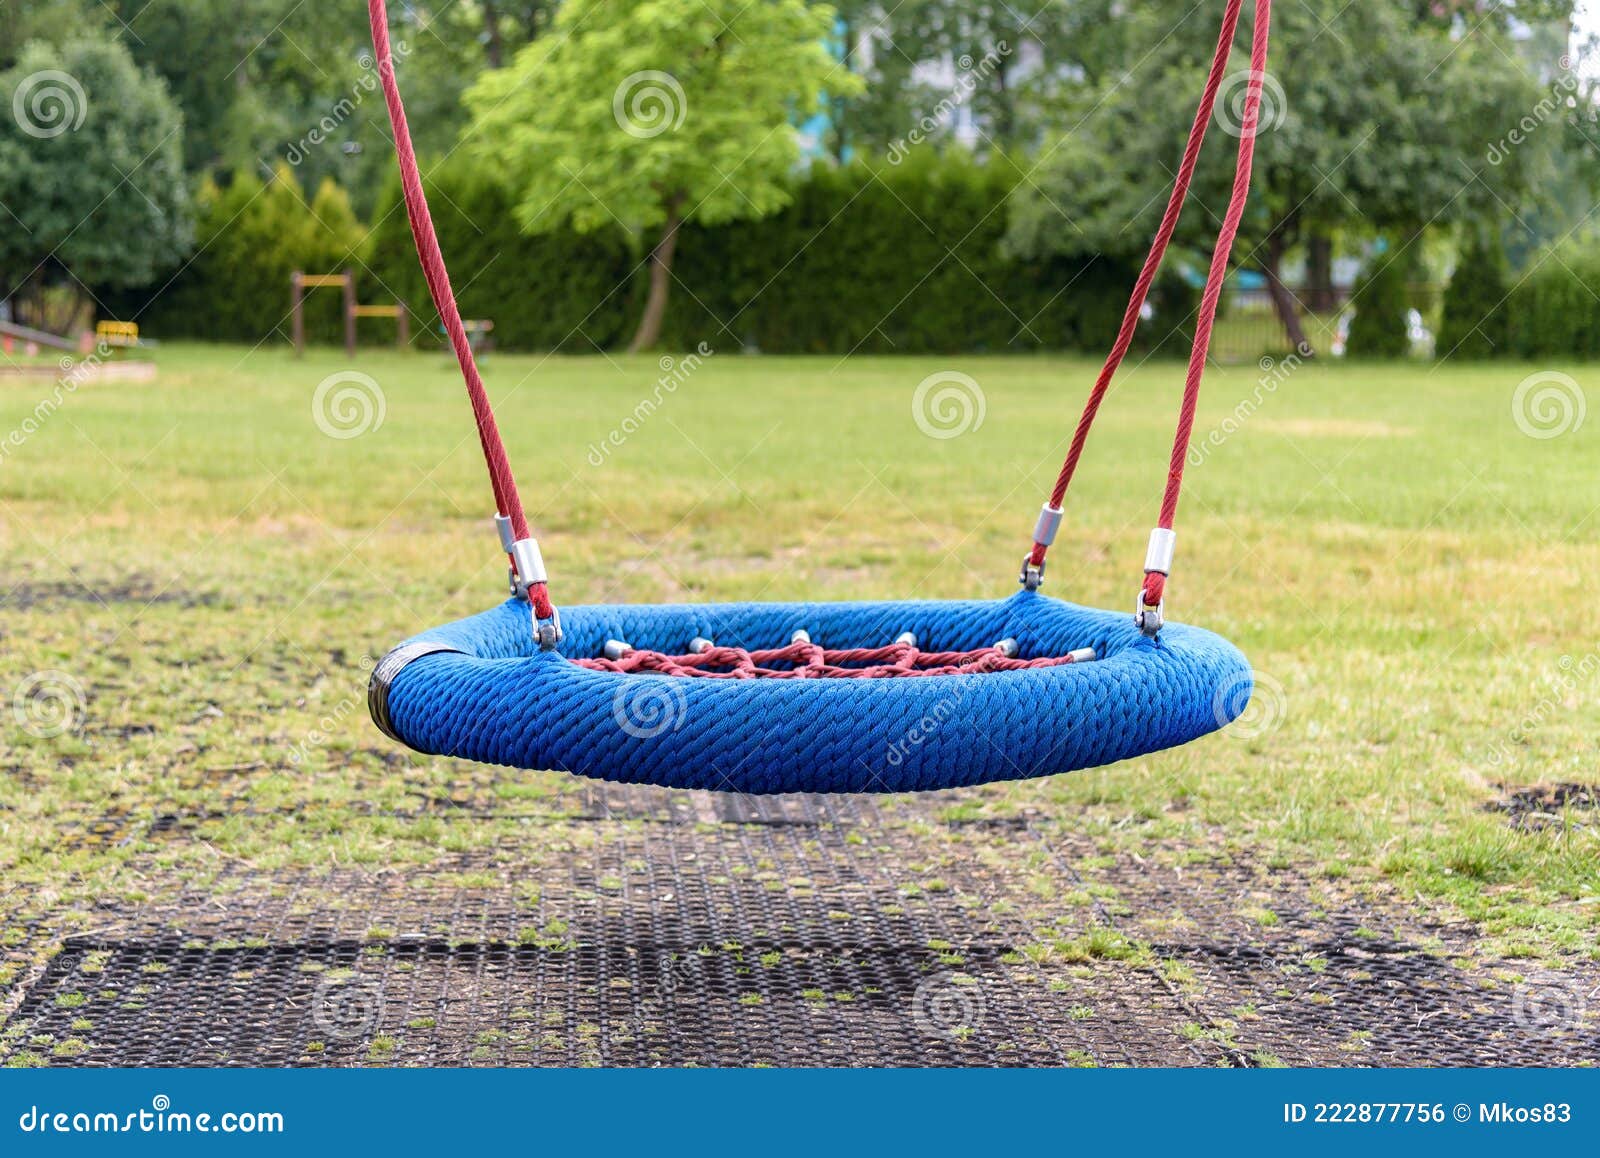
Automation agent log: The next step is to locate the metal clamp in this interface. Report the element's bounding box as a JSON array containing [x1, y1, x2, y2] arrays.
[[534, 605, 563, 651], [1135, 593, 1164, 638], [1136, 527, 1174, 639], [368, 641, 464, 743], [496, 515, 562, 648], [1019, 555, 1045, 591]]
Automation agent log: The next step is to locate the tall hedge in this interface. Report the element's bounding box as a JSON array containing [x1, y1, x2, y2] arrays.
[[114, 153, 1201, 356], [1506, 238, 1600, 359], [365, 159, 638, 352], [105, 165, 366, 344], [1438, 229, 1510, 359], [658, 154, 1194, 355]]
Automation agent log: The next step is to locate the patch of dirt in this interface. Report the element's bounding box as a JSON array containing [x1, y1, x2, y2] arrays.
[[0, 577, 221, 611], [1487, 783, 1600, 833]]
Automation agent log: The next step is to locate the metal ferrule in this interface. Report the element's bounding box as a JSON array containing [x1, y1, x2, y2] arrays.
[[1067, 647, 1097, 663], [1032, 505, 1064, 547], [689, 637, 714, 654], [509, 538, 548, 586], [368, 641, 464, 744], [494, 513, 516, 553], [895, 632, 918, 648], [994, 638, 1020, 658], [1143, 527, 1176, 575], [791, 629, 812, 645], [603, 639, 633, 660]]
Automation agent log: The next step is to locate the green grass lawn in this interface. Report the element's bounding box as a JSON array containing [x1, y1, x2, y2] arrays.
[[2, 341, 1597, 970]]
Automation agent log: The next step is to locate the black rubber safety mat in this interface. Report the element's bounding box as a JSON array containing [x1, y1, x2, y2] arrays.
[[3, 788, 1595, 1067]]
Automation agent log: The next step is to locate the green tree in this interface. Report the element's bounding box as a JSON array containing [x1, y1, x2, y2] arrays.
[[821, 0, 1096, 158], [466, 0, 861, 351], [1007, 0, 1561, 355], [1438, 228, 1511, 359], [1345, 243, 1413, 359], [0, 0, 100, 70], [0, 35, 191, 330]]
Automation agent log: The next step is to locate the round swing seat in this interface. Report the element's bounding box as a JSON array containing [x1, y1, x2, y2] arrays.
[[370, 591, 1251, 794]]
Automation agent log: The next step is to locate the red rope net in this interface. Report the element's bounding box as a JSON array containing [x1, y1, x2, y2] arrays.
[[574, 639, 1088, 680]]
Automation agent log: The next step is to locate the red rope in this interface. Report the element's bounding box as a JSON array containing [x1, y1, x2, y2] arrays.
[[577, 640, 1085, 679], [1030, 0, 1269, 594], [1145, 0, 1272, 610], [367, 0, 554, 622]]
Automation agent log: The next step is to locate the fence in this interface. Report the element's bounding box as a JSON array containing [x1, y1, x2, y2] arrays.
[[1207, 284, 1444, 363]]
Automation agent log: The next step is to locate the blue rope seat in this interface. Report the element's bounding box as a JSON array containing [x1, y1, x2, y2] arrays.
[[371, 591, 1250, 795], [360, 0, 1267, 794]]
